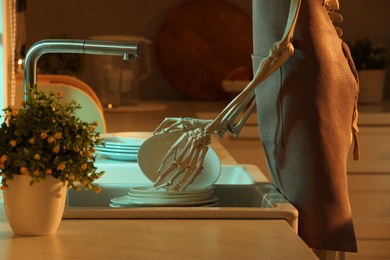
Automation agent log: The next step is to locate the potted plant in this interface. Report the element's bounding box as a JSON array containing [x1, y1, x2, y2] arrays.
[[0, 85, 104, 235], [350, 38, 388, 103]]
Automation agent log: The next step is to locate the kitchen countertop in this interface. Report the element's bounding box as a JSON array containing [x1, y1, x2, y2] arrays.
[[0, 212, 316, 259], [0, 100, 317, 259]]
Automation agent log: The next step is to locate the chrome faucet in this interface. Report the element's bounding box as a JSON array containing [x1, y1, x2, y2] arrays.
[[23, 39, 140, 98]]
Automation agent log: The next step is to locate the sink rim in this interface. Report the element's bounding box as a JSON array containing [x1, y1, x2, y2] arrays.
[[63, 163, 297, 232]]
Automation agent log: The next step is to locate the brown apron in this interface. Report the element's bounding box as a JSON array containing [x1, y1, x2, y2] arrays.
[[252, 0, 359, 252]]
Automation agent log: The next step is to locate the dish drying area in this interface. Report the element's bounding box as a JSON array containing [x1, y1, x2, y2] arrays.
[[65, 131, 298, 231]]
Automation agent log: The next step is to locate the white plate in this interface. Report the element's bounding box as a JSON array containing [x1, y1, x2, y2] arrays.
[[95, 146, 138, 153], [113, 132, 153, 146], [137, 132, 221, 189], [100, 132, 152, 147], [103, 142, 140, 150], [127, 188, 215, 200], [109, 201, 218, 208], [96, 150, 138, 161], [111, 195, 218, 206], [128, 191, 214, 199], [126, 195, 214, 204], [129, 185, 215, 194], [100, 141, 140, 148], [100, 140, 139, 150], [102, 144, 140, 150]]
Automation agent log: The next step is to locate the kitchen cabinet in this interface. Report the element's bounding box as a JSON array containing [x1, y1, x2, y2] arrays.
[[191, 100, 390, 259], [346, 101, 390, 259]]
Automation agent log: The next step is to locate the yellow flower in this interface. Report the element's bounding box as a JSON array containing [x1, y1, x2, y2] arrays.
[[94, 121, 99, 126], [54, 132, 62, 139], [29, 137, 35, 145], [87, 125, 95, 132], [47, 137, 55, 144], [81, 163, 87, 170], [53, 145, 60, 154], [68, 174, 75, 182], [9, 140, 17, 147], [57, 163, 66, 171], [0, 155, 8, 163], [11, 108, 19, 117], [40, 132, 48, 139], [20, 166, 29, 175], [46, 169, 53, 175], [95, 187, 102, 194], [0, 185, 7, 191], [33, 153, 41, 160], [86, 152, 93, 159], [33, 170, 41, 176]]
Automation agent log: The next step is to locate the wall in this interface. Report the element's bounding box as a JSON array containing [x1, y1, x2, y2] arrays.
[[24, 0, 251, 101], [23, 0, 390, 100], [341, 0, 390, 99]]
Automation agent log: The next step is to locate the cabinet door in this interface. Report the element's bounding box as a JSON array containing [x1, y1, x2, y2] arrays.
[[348, 174, 390, 239], [347, 126, 390, 259], [347, 127, 390, 172]]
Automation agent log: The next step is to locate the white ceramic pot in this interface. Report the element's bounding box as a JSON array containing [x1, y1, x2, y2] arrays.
[[3, 175, 67, 236], [358, 69, 387, 104]]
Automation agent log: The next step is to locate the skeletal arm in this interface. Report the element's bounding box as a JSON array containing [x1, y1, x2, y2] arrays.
[[151, 0, 302, 190], [206, 0, 301, 137]]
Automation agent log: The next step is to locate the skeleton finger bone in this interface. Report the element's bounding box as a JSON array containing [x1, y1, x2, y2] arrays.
[[170, 143, 205, 190], [180, 145, 209, 191], [154, 117, 213, 135], [154, 133, 194, 187], [154, 129, 210, 190], [154, 118, 186, 134]]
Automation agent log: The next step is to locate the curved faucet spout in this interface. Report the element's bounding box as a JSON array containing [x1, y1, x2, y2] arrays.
[[23, 39, 140, 98]]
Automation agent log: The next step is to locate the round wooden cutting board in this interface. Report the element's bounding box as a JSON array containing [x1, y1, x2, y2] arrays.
[[156, 0, 252, 100]]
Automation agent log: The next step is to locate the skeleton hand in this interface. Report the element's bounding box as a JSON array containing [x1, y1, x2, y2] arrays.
[[154, 117, 213, 135], [153, 126, 212, 191]]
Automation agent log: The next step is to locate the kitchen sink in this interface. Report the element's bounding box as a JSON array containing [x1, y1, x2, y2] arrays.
[[92, 159, 267, 185], [64, 161, 298, 231]]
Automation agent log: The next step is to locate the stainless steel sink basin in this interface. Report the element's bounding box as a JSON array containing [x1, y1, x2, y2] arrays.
[[64, 162, 298, 231]]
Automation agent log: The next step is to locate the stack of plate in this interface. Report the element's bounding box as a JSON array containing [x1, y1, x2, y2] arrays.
[[110, 186, 218, 207], [95, 132, 152, 161]]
